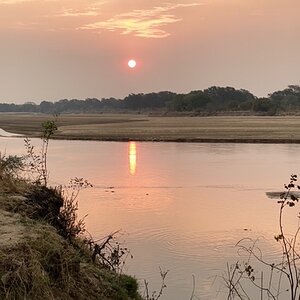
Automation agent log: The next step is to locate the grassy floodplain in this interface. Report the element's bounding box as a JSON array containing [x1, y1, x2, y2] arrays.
[[1, 113, 300, 143]]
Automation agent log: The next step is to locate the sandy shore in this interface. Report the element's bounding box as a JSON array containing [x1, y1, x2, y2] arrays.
[[1, 114, 300, 143]]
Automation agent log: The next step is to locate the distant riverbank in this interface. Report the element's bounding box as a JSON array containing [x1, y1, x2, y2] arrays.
[[1, 113, 300, 143]]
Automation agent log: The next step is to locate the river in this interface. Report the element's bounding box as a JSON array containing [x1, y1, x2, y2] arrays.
[[1, 135, 300, 299]]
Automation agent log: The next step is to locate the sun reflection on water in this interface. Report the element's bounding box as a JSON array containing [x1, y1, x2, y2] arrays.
[[129, 141, 137, 175]]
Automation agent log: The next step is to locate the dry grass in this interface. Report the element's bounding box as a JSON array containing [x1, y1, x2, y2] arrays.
[[2, 113, 300, 142], [0, 193, 142, 299], [0, 163, 142, 300]]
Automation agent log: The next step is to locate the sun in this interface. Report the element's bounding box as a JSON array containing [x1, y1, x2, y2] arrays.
[[128, 59, 137, 69]]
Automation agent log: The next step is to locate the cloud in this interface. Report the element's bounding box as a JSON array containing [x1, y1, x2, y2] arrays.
[[79, 2, 203, 38], [54, 8, 99, 17], [52, 1, 107, 17]]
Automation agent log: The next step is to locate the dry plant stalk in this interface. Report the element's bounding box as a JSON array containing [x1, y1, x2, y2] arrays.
[[224, 174, 300, 300]]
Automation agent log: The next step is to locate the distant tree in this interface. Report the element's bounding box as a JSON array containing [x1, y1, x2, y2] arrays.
[[85, 98, 102, 111], [123, 94, 144, 111], [21, 102, 38, 112], [40, 101, 54, 113], [269, 85, 300, 111], [202, 86, 256, 111], [168, 91, 212, 112], [171, 94, 187, 111], [68, 99, 84, 112], [0, 103, 17, 112], [2, 85, 300, 115], [101, 98, 122, 110], [108, 87, 256, 113], [54, 99, 69, 113], [252, 98, 277, 114]]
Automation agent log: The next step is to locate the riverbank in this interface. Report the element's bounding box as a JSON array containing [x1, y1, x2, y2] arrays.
[[1, 113, 300, 143], [0, 169, 142, 299]]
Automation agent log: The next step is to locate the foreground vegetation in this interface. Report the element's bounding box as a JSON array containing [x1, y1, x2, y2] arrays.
[[2, 114, 300, 143], [0, 187, 141, 299], [225, 175, 300, 300], [0, 128, 142, 299]]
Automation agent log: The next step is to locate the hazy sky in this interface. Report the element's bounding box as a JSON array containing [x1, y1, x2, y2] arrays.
[[0, 0, 299, 103]]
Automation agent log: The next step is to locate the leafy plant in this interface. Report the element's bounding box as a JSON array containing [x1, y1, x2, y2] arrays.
[[0, 153, 23, 179], [23, 120, 57, 186], [0, 153, 25, 192]]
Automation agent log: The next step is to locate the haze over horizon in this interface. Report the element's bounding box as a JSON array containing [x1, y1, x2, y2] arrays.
[[0, 0, 299, 104]]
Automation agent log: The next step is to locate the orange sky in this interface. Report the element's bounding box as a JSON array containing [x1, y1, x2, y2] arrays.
[[0, 0, 299, 103]]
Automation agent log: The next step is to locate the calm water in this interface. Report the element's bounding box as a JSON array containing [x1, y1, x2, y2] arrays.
[[1, 136, 300, 299]]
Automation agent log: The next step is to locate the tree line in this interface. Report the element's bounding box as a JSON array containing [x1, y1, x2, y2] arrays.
[[1, 85, 300, 115]]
